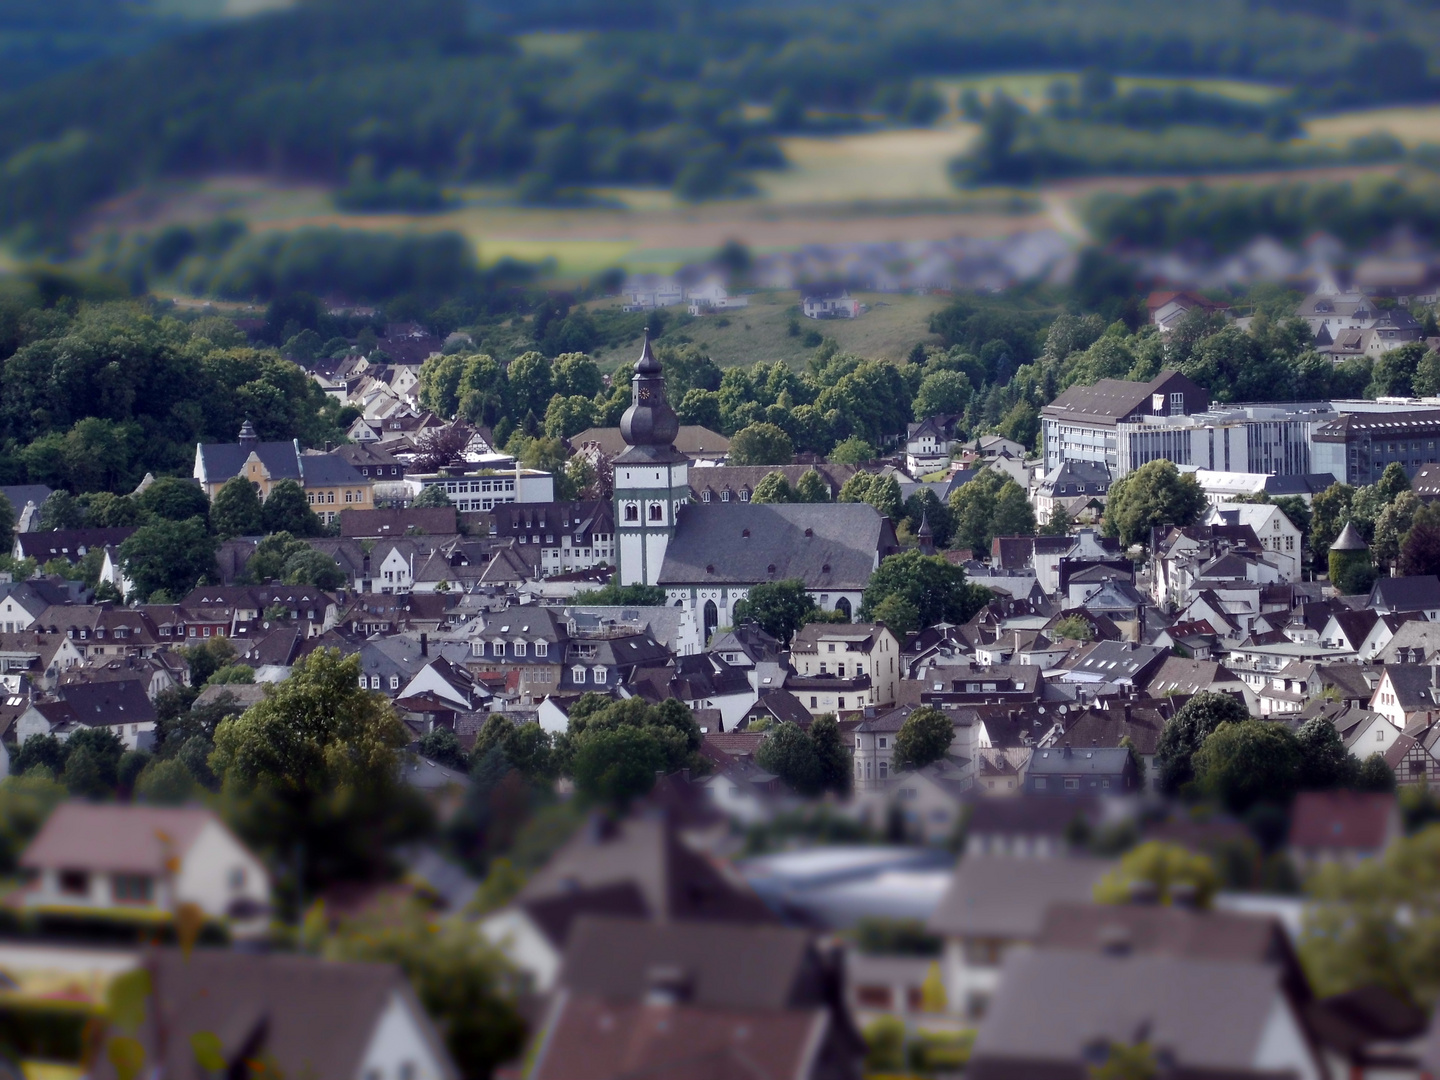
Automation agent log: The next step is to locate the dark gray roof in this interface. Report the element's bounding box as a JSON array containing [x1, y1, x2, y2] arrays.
[[927, 854, 1114, 938], [1027, 745, 1133, 777], [0, 485, 52, 518], [1064, 641, 1168, 683], [1040, 370, 1205, 425], [196, 439, 302, 484], [1370, 575, 1440, 611], [298, 452, 366, 487], [57, 679, 157, 726], [1331, 522, 1369, 552], [14, 528, 136, 562], [657, 503, 894, 589]]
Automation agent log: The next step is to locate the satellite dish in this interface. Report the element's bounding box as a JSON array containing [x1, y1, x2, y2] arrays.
[[1058, 705, 1069, 714]]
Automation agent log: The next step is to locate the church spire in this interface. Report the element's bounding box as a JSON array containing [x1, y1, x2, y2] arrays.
[[619, 327, 679, 452]]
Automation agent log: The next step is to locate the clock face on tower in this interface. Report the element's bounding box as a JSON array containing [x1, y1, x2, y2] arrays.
[[638, 387, 652, 401]]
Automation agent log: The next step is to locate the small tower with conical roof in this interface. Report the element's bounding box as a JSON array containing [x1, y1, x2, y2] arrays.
[[916, 511, 936, 556], [1329, 521, 1373, 595], [238, 419, 258, 452], [614, 330, 689, 587]]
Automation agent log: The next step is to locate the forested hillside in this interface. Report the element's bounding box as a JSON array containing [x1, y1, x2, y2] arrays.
[[1, 0, 1440, 251]]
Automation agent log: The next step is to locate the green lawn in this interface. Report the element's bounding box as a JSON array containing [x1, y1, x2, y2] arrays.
[[587, 290, 948, 369]]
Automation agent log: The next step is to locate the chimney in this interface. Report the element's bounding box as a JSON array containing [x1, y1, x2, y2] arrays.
[[1062, 743, 1073, 758], [420, 632, 428, 657]]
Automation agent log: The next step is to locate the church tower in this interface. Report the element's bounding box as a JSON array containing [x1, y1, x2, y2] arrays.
[[614, 330, 689, 586]]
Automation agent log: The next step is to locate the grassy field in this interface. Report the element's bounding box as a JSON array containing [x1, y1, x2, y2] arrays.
[[1307, 105, 1440, 147], [933, 72, 1290, 115], [757, 129, 981, 202], [585, 290, 948, 369], [71, 70, 1431, 291]]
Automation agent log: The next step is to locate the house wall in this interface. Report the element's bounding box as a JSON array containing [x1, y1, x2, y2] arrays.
[[355, 991, 454, 1080], [1253, 996, 1323, 1080], [938, 936, 1014, 1023], [27, 866, 174, 912], [702, 773, 771, 825], [173, 820, 272, 931], [478, 908, 562, 994], [0, 595, 43, 633]]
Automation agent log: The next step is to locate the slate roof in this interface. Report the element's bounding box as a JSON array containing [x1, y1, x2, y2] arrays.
[[571, 424, 729, 458], [1061, 641, 1169, 685], [1040, 370, 1206, 425], [1380, 664, 1440, 711], [0, 485, 52, 519], [340, 507, 457, 537], [57, 679, 156, 727], [1370, 575, 1440, 612], [14, 528, 136, 562], [1331, 522, 1369, 552], [195, 438, 303, 484], [657, 503, 895, 590], [690, 464, 856, 503], [517, 814, 775, 924]]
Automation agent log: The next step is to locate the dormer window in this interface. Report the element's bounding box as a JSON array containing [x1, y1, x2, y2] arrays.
[[514, 641, 527, 657], [535, 641, 548, 657], [493, 641, 506, 657], [572, 665, 586, 683]]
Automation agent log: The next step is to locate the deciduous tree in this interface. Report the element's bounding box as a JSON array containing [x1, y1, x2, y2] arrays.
[[1102, 459, 1206, 546], [893, 706, 954, 770]]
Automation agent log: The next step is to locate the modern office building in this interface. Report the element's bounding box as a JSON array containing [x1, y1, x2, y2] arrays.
[[1043, 371, 1332, 480], [1041, 370, 1209, 475], [1311, 409, 1440, 485]]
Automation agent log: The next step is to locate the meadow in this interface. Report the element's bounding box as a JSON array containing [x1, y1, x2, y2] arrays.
[[586, 290, 951, 369], [70, 73, 1440, 293]]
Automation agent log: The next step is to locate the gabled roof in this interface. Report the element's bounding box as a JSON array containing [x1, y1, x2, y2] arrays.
[[1040, 370, 1206, 425], [14, 528, 137, 562], [87, 949, 455, 1080], [559, 915, 820, 1010], [969, 952, 1304, 1079], [22, 803, 221, 873], [1380, 665, 1440, 711], [1036, 902, 1289, 964], [1370, 575, 1440, 612], [56, 678, 156, 726], [531, 993, 826, 1080], [657, 503, 895, 590], [195, 438, 302, 485], [517, 814, 775, 924]]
